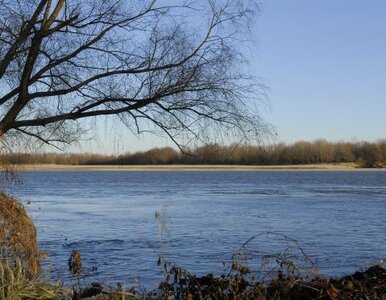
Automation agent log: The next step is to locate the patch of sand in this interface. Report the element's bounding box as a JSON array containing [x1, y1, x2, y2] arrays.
[[16, 162, 383, 171]]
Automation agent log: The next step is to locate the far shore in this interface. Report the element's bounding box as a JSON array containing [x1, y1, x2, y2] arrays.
[[14, 163, 386, 171]]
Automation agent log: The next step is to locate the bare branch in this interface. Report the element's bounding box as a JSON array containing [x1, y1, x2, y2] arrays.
[[0, 0, 272, 149]]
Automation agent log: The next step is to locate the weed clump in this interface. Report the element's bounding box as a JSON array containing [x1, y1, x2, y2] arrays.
[[150, 232, 386, 299], [0, 258, 71, 300], [0, 192, 40, 278], [152, 262, 386, 299]]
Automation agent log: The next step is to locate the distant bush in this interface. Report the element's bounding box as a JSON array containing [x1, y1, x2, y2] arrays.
[[1, 140, 385, 167], [109, 147, 179, 165]]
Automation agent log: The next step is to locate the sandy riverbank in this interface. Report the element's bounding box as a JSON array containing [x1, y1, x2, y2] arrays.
[[14, 163, 385, 171]]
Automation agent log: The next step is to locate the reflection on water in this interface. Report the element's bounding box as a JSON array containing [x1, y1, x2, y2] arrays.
[[9, 170, 386, 286]]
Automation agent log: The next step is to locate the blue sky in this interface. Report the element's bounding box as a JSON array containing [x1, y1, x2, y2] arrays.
[[252, 0, 386, 143], [74, 0, 386, 154]]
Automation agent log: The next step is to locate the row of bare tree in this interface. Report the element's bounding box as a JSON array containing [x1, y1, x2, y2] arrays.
[[2, 140, 386, 167]]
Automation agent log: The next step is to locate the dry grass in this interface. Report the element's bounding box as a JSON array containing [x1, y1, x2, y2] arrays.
[[146, 232, 386, 299], [151, 263, 386, 299], [0, 193, 40, 278], [0, 258, 71, 300]]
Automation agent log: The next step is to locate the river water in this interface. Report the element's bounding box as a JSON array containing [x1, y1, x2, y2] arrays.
[[9, 170, 386, 287]]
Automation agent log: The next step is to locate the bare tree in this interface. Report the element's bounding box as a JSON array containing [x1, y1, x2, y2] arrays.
[[0, 0, 271, 150]]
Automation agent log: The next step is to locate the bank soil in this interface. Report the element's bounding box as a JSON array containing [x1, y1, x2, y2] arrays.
[[76, 264, 386, 299]]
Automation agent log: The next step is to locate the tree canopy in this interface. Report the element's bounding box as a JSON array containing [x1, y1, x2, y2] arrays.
[[0, 0, 271, 150]]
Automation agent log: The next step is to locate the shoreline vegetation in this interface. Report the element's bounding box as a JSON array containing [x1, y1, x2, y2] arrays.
[[2, 250, 386, 299], [77, 264, 386, 299], [2, 140, 385, 169]]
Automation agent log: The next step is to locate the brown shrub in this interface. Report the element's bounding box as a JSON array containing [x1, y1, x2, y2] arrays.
[[0, 193, 40, 278]]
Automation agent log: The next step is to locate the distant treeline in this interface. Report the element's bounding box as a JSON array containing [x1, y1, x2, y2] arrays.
[[2, 140, 386, 168]]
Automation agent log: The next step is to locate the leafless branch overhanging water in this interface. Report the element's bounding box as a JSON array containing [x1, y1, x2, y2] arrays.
[[0, 0, 272, 149]]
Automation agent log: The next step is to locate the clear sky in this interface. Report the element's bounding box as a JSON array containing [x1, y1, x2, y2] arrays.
[[252, 0, 386, 144], [73, 0, 386, 154]]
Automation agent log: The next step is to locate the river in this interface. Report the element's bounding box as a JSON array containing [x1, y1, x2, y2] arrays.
[[9, 170, 386, 287]]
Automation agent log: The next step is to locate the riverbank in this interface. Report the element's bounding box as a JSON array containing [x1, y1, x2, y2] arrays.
[[14, 162, 386, 171], [85, 264, 385, 299], [3, 263, 385, 299]]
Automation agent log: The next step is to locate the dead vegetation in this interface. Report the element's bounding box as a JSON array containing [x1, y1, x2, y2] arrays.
[[0, 257, 72, 300], [136, 230, 386, 299], [73, 245, 385, 300], [148, 231, 385, 299], [0, 193, 40, 278], [148, 263, 386, 299], [66, 227, 385, 300]]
